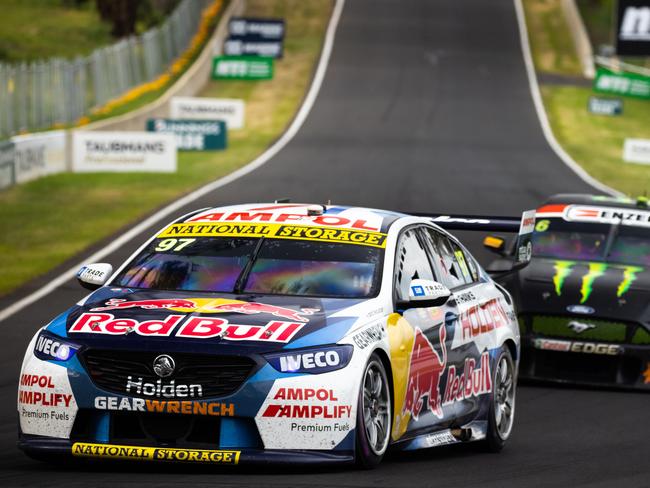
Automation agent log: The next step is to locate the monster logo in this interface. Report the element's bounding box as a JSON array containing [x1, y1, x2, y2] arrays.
[[551, 262, 644, 303]]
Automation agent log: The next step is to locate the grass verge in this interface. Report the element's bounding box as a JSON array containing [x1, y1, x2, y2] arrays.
[[0, 0, 333, 296], [523, 0, 582, 76], [0, 0, 112, 62], [522, 0, 650, 195]]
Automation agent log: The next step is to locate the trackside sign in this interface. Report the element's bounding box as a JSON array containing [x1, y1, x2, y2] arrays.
[[169, 97, 245, 129], [146, 119, 227, 151], [12, 130, 67, 184], [72, 131, 177, 173], [594, 68, 650, 99], [225, 17, 285, 58], [616, 0, 650, 56], [623, 139, 650, 164], [212, 56, 273, 80]]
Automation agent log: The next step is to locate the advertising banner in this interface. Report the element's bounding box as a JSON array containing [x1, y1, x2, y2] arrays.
[[593, 68, 650, 99], [224, 38, 283, 58], [146, 119, 227, 151], [623, 138, 650, 164], [212, 56, 274, 80], [72, 131, 177, 173], [228, 17, 285, 40], [12, 130, 66, 184], [587, 97, 623, 115], [616, 1, 650, 56], [169, 97, 244, 129], [515, 210, 536, 264], [0, 141, 15, 190]]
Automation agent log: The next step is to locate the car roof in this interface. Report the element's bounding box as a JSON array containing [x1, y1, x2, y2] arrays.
[[181, 203, 407, 233]]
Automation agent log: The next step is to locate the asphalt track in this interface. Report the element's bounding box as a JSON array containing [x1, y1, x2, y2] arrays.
[[1, 0, 648, 486]]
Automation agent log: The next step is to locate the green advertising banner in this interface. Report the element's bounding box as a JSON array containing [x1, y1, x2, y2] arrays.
[[212, 56, 274, 80], [593, 68, 650, 100], [146, 119, 227, 151]]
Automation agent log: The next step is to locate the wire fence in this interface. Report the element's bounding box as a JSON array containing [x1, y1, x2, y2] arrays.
[[0, 0, 210, 139]]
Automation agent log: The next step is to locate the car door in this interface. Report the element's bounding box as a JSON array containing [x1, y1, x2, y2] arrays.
[[419, 227, 488, 424], [393, 226, 458, 435]]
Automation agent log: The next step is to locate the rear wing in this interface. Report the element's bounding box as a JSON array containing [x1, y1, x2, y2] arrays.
[[409, 210, 537, 270], [410, 213, 524, 232]]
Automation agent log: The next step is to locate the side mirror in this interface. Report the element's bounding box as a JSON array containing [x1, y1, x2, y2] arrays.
[[76, 263, 113, 291], [483, 235, 507, 256], [396, 279, 451, 310]]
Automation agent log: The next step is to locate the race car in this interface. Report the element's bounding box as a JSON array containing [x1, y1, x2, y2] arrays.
[[18, 203, 525, 468], [490, 194, 650, 390]]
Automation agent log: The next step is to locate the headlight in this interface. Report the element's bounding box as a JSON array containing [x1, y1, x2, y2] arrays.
[[33, 330, 79, 362], [264, 345, 353, 374]]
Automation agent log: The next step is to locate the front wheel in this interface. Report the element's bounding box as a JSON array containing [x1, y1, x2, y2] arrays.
[[355, 353, 392, 469], [484, 346, 516, 452]]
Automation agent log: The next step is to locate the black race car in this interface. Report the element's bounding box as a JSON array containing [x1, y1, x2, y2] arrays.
[[487, 194, 650, 390]]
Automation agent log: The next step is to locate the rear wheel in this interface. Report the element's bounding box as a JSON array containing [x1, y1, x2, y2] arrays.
[[484, 346, 516, 452], [355, 353, 391, 468]]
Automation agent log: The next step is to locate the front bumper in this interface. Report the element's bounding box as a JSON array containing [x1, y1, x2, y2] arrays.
[[519, 337, 650, 389], [18, 435, 354, 465]]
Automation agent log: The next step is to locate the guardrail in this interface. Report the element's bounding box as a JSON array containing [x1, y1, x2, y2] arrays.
[[0, 0, 210, 139]]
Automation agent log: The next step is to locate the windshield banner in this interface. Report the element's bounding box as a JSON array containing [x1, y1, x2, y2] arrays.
[[157, 222, 388, 248]]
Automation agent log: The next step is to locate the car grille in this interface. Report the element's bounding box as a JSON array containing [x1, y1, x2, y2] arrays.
[[81, 349, 256, 398], [529, 315, 629, 342]]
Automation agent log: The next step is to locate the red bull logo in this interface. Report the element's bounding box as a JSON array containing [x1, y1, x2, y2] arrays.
[[69, 313, 304, 343], [210, 302, 314, 322], [92, 299, 196, 311], [403, 326, 447, 420], [91, 298, 315, 322]]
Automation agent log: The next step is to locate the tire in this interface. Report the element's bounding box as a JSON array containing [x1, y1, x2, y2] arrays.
[[355, 353, 392, 469], [484, 346, 516, 452]]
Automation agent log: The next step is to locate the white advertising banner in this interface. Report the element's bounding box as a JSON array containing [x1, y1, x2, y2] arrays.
[[73, 131, 177, 173], [12, 130, 66, 184], [0, 141, 14, 190], [170, 97, 245, 129], [623, 138, 650, 165]]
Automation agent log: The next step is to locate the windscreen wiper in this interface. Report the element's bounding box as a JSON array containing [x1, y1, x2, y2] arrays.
[[233, 237, 265, 294], [603, 215, 624, 260]]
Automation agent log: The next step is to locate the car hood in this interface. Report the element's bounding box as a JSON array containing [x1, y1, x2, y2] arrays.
[[517, 257, 650, 322], [47, 287, 369, 354]]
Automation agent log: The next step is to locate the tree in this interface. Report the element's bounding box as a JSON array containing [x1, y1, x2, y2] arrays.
[[96, 0, 141, 38]]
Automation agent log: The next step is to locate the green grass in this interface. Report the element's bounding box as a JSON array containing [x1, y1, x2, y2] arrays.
[[523, 0, 650, 196], [541, 85, 650, 195], [0, 0, 112, 62], [523, 0, 583, 76], [0, 0, 333, 296]]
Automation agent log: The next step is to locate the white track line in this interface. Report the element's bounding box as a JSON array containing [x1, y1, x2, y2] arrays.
[[513, 0, 622, 197], [0, 0, 346, 324]]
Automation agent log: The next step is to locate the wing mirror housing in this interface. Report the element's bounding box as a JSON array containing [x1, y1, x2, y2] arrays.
[[396, 279, 451, 310], [76, 263, 113, 291]]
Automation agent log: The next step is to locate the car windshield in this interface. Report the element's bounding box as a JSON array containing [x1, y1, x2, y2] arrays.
[[532, 218, 650, 266], [114, 236, 383, 298]]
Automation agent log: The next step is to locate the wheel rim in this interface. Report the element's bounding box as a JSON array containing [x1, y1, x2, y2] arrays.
[[362, 360, 391, 455], [493, 355, 516, 439]]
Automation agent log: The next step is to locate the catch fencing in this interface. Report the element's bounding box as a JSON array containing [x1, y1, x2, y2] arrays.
[[0, 0, 210, 139]]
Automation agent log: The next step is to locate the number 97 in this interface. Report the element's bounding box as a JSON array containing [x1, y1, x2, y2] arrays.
[[155, 238, 195, 252]]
